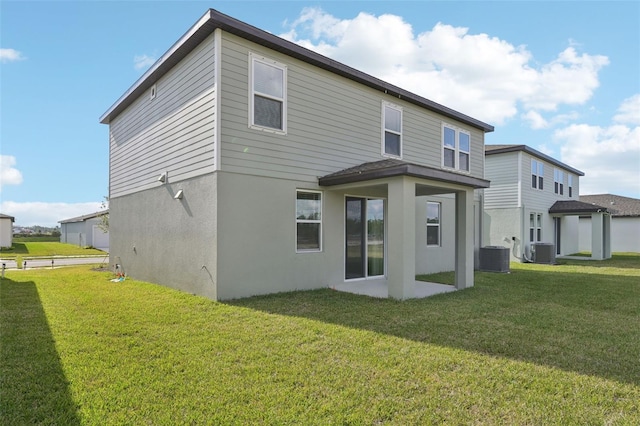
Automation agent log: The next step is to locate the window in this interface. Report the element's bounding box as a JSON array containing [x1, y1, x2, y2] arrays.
[[529, 213, 542, 243], [150, 84, 157, 100], [531, 159, 544, 190], [250, 54, 286, 132], [554, 169, 564, 195], [568, 175, 573, 198], [442, 124, 471, 172], [296, 190, 321, 252], [383, 103, 402, 157], [426, 202, 441, 246]]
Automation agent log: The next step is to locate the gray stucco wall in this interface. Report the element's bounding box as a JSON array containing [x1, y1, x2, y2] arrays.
[[109, 173, 218, 299]]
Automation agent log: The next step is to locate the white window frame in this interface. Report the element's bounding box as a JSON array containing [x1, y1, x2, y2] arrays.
[[249, 53, 287, 134], [442, 123, 471, 173], [568, 175, 573, 198], [554, 169, 564, 195], [382, 102, 402, 158], [532, 159, 544, 190], [426, 201, 441, 247], [296, 189, 322, 253], [529, 212, 542, 243], [150, 84, 157, 100]]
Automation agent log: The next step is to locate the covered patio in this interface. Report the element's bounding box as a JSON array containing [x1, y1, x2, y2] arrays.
[[549, 200, 611, 260], [319, 159, 489, 300]]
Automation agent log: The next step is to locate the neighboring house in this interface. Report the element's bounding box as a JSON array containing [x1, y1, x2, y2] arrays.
[[483, 145, 611, 261], [59, 211, 109, 251], [99, 9, 494, 301], [579, 194, 640, 253], [0, 214, 15, 248]]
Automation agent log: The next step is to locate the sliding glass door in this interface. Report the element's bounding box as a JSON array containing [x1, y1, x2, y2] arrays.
[[345, 197, 385, 279]]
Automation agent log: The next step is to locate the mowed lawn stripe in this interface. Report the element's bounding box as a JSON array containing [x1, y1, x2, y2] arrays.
[[1, 257, 639, 424]]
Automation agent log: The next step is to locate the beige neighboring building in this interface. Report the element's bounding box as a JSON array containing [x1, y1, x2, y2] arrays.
[[0, 214, 15, 248], [100, 9, 494, 300], [579, 194, 640, 253]]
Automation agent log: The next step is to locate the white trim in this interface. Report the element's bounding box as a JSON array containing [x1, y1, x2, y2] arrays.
[[295, 189, 322, 253], [249, 52, 287, 134], [531, 158, 544, 191], [426, 201, 441, 247], [214, 29, 222, 172], [149, 84, 157, 100], [441, 122, 471, 174], [343, 194, 387, 281], [381, 101, 402, 159]]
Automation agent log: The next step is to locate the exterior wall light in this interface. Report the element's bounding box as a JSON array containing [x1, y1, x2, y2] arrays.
[[174, 189, 184, 200]]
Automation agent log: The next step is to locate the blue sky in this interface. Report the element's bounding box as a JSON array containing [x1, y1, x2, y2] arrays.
[[1, 1, 639, 226]]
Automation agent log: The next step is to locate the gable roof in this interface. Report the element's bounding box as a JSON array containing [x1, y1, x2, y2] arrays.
[[318, 159, 490, 188], [485, 144, 584, 176], [99, 9, 493, 133], [549, 200, 608, 214], [580, 194, 640, 217], [59, 211, 108, 224]]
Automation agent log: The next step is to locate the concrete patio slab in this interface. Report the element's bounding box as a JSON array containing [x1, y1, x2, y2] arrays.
[[334, 280, 456, 299]]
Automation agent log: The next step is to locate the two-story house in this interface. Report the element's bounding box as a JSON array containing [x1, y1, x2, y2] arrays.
[[483, 145, 611, 262], [99, 9, 494, 300]]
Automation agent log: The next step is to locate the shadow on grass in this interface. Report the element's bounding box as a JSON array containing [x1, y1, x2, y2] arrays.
[[228, 268, 640, 387], [0, 278, 80, 424], [0, 243, 28, 256]]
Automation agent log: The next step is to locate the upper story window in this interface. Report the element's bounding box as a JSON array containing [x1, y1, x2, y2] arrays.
[[250, 53, 287, 133], [554, 169, 564, 195], [426, 202, 441, 246], [531, 159, 544, 190], [568, 175, 573, 198], [382, 103, 402, 158], [296, 190, 322, 252], [442, 124, 470, 172]]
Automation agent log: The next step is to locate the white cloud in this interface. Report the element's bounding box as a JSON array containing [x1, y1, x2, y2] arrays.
[[613, 94, 640, 125], [0, 155, 23, 190], [281, 8, 609, 126], [0, 201, 103, 227], [133, 54, 156, 71], [0, 48, 26, 63], [522, 110, 580, 130], [523, 111, 549, 129], [554, 123, 640, 197]]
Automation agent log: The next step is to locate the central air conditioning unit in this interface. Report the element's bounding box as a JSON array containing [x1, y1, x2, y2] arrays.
[[533, 243, 556, 264], [479, 246, 510, 272]]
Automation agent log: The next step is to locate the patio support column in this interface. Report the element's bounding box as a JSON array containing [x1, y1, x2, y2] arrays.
[[455, 189, 474, 290], [387, 177, 415, 300], [604, 214, 612, 259], [591, 212, 604, 260]]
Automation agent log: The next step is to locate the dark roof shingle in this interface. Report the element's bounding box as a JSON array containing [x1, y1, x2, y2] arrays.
[[318, 159, 490, 188], [579, 194, 640, 217], [549, 200, 608, 214]]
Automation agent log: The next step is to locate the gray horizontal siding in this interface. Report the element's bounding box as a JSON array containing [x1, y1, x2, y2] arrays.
[[219, 32, 485, 183], [484, 152, 519, 209], [109, 34, 217, 198], [521, 153, 563, 210]]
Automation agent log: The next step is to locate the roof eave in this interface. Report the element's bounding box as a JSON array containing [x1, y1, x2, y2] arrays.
[[319, 162, 490, 189], [100, 9, 494, 132], [485, 144, 584, 176]]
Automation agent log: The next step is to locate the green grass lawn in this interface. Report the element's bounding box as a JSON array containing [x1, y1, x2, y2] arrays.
[[0, 242, 105, 259], [1, 256, 639, 424]]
